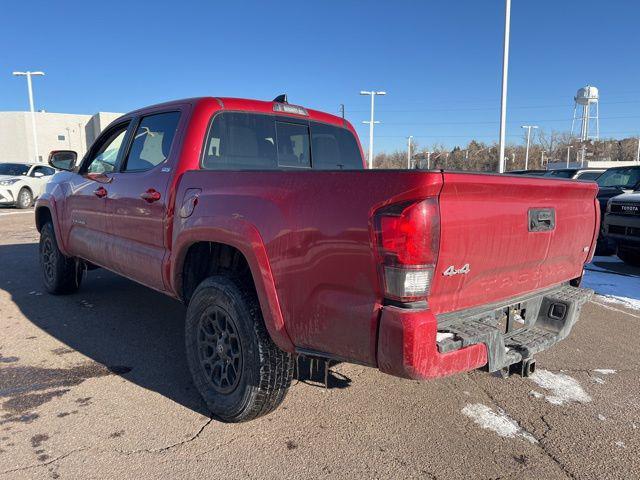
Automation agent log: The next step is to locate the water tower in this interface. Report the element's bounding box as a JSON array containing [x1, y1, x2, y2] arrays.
[[571, 85, 599, 141]]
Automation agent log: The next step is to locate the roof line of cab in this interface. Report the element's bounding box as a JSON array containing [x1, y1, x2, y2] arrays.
[[124, 96, 349, 129]]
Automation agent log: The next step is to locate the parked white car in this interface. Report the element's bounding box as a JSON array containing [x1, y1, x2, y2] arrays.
[[0, 163, 58, 209]]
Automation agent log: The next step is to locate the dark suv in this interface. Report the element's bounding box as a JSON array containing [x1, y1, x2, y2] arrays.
[[604, 192, 640, 266], [595, 166, 640, 254]]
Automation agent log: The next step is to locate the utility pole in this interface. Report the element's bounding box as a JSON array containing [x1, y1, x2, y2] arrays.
[[566, 145, 573, 168], [636, 137, 640, 164], [339, 104, 345, 119], [498, 0, 511, 174], [426, 151, 432, 169], [360, 90, 386, 169], [13, 70, 45, 162], [521, 125, 538, 170], [407, 136, 413, 169], [541, 150, 546, 167]]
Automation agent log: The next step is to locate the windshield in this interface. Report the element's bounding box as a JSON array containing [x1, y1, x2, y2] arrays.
[[0, 163, 30, 176], [596, 167, 640, 189]]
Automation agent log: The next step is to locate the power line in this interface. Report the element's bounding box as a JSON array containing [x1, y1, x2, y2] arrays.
[[356, 114, 640, 127], [344, 99, 640, 114]]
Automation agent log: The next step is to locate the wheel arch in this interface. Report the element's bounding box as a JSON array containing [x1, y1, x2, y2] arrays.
[[17, 184, 34, 202], [34, 199, 71, 257], [35, 205, 52, 232], [173, 228, 294, 353]]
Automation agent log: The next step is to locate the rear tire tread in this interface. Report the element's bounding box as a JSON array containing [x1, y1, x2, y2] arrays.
[[186, 276, 293, 423]]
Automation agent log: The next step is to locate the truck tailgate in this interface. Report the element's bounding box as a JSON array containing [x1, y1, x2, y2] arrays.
[[429, 173, 599, 316]]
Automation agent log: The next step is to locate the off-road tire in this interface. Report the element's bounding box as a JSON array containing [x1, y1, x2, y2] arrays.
[[617, 248, 640, 267], [185, 276, 293, 422], [16, 188, 33, 209], [39, 222, 82, 294]]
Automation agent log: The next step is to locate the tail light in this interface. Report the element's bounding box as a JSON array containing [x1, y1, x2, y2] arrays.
[[373, 198, 440, 302]]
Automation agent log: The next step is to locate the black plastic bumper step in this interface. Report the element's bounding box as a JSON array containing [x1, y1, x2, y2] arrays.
[[436, 285, 593, 372]]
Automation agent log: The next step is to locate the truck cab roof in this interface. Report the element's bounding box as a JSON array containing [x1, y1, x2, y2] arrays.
[[125, 97, 349, 129]]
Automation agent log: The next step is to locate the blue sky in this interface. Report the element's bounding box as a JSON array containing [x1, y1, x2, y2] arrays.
[[1, 0, 639, 153]]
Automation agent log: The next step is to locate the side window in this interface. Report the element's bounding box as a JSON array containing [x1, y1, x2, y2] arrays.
[[310, 122, 363, 170], [276, 122, 310, 168], [85, 124, 129, 174], [202, 113, 277, 170], [123, 112, 181, 172], [31, 166, 55, 177]]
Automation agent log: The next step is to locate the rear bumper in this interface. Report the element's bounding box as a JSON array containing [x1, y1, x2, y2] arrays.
[[377, 285, 593, 380]]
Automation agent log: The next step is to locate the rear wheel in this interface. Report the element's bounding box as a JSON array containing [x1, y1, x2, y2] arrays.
[[185, 276, 293, 422], [16, 188, 33, 209], [39, 222, 82, 294], [617, 248, 640, 267]]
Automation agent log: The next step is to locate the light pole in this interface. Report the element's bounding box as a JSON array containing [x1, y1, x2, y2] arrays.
[[498, 0, 512, 174], [521, 125, 538, 170], [541, 150, 546, 167], [566, 145, 574, 168], [407, 135, 413, 169], [13, 71, 45, 162], [636, 137, 640, 164], [78, 122, 86, 154], [360, 90, 386, 169]]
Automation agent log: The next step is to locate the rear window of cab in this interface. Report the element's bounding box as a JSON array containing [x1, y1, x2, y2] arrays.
[[201, 112, 363, 170]]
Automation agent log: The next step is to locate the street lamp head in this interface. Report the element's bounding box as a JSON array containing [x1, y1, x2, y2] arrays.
[[360, 91, 371, 95], [375, 91, 387, 96], [12, 71, 45, 76]]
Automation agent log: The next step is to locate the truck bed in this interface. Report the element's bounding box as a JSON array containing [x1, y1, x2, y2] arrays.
[[173, 170, 599, 367]]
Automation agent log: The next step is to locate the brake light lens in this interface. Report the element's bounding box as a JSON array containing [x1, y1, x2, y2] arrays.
[[373, 198, 440, 302]]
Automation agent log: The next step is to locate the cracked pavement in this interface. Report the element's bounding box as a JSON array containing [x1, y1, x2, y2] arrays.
[[0, 210, 638, 479]]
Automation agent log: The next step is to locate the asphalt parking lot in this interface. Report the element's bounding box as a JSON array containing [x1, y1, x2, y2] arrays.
[[0, 209, 638, 479]]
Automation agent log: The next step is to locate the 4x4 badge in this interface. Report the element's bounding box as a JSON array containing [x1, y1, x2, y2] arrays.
[[443, 264, 471, 276]]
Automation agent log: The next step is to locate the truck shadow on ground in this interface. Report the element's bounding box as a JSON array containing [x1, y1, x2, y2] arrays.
[[0, 242, 211, 417]]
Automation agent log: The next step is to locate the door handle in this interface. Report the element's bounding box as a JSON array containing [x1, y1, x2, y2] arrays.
[[94, 186, 108, 198], [140, 188, 161, 203]]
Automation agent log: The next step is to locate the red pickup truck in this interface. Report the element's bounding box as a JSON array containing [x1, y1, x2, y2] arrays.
[[37, 96, 598, 422]]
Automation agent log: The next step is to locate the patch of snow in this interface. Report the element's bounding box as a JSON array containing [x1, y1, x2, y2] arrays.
[[595, 294, 640, 312], [529, 390, 544, 399], [592, 377, 606, 385], [462, 403, 537, 443], [583, 257, 640, 311], [597, 414, 606, 421], [436, 332, 454, 342], [615, 441, 626, 448], [529, 369, 591, 405], [593, 369, 616, 375]]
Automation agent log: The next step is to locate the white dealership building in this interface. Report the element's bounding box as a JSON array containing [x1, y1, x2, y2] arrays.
[[0, 111, 122, 163]]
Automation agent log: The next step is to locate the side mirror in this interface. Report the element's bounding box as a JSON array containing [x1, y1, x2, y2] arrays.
[[33, 172, 45, 178], [48, 150, 77, 171]]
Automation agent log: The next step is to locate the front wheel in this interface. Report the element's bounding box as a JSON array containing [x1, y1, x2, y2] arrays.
[[617, 248, 640, 267], [185, 276, 293, 422], [40, 222, 82, 294], [16, 188, 33, 209]]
